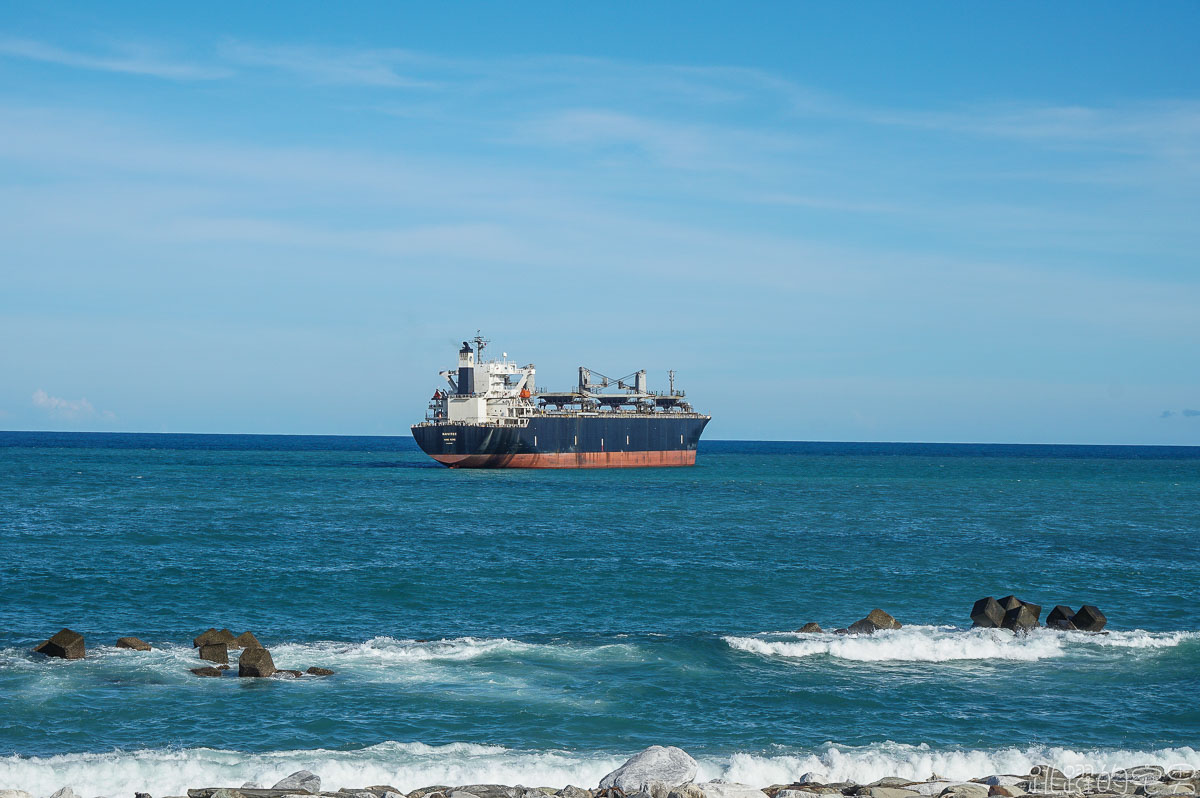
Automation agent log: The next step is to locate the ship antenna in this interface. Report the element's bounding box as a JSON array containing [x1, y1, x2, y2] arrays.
[[473, 330, 489, 359], [669, 369, 676, 396]]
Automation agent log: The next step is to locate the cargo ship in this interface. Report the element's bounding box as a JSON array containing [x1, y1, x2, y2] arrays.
[[411, 335, 710, 468]]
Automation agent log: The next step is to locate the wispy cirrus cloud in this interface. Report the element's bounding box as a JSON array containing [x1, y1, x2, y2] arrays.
[[32, 389, 116, 422], [216, 41, 438, 88], [0, 36, 231, 80]]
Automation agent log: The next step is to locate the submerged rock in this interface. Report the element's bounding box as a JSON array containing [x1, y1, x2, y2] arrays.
[[306, 666, 335, 676], [190, 666, 223, 677], [1073, 605, 1107, 632], [199, 643, 229, 664], [598, 746, 698, 792], [848, 609, 901, 634], [116, 636, 152, 651], [34, 628, 86, 660], [238, 646, 276, 677], [272, 769, 321, 793], [970, 597, 1005, 628], [797, 623, 823, 634], [275, 669, 304, 678]]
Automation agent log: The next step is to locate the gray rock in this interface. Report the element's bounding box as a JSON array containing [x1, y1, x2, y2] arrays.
[[1073, 605, 1107, 632], [233, 631, 262, 649], [1045, 606, 1076, 630], [0, 791, 32, 798], [1112, 768, 1166, 786], [870, 780, 913, 788], [798, 775, 822, 786], [558, 787, 592, 798], [981, 778, 1026, 787], [797, 623, 823, 633], [988, 787, 1027, 797], [909, 784, 957, 797], [970, 597, 1005, 628], [35, 628, 86, 659], [271, 770, 320, 793], [847, 609, 901, 634], [193, 628, 236, 647], [199, 643, 229, 664], [135, 793, 152, 798], [240, 783, 263, 789], [239, 647, 277, 677], [667, 785, 707, 798], [997, 595, 1023, 611], [116, 636, 152, 651], [49, 789, 80, 798], [939, 786, 989, 798], [598, 746, 698, 792], [868, 789, 918, 798], [1002, 605, 1039, 633], [449, 792, 483, 798], [1137, 785, 1195, 797], [692, 782, 768, 798]]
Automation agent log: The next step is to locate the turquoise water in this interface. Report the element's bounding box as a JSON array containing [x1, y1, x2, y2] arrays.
[[1, 433, 1198, 794]]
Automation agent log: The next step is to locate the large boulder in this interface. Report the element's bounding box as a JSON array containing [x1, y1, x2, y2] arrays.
[[193, 628, 236, 647], [797, 623, 823, 634], [909, 784, 957, 796], [970, 597, 1005, 628], [116, 636, 152, 651], [1019, 601, 1042, 623], [598, 746, 698, 792], [199, 643, 229, 664], [272, 769, 321, 793], [35, 628, 85, 660], [1046, 606, 1076, 630], [1073, 605, 1107, 632], [848, 609, 901, 634], [1001, 604, 1038, 633], [233, 631, 261, 649], [238, 646, 277, 677]]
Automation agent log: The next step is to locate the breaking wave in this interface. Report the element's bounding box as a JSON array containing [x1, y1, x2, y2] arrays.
[[3, 741, 1200, 797], [722, 626, 1200, 663]]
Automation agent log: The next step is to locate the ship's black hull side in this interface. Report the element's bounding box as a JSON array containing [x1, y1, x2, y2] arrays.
[[411, 415, 710, 468]]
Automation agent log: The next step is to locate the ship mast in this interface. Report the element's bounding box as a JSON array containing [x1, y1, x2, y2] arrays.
[[473, 331, 490, 360]]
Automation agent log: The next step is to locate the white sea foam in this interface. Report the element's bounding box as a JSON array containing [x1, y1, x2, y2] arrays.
[[4, 741, 1200, 797], [723, 626, 1199, 664]]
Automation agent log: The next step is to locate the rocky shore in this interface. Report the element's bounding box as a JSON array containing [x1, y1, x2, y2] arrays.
[[3, 745, 1196, 798]]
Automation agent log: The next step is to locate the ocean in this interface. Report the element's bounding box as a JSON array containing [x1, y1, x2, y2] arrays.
[[1, 433, 1198, 795]]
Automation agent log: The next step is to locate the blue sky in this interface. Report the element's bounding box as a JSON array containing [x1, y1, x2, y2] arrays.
[[1, 2, 1198, 443]]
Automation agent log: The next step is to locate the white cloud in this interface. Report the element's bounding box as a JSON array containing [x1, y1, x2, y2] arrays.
[[32, 389, 116, 422], [0, 36, 231, 80]]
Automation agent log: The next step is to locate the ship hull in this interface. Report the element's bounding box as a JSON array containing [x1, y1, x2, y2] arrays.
[[411, 415, 709, 469]]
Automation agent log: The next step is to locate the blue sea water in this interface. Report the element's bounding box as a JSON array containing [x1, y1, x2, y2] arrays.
[[1, 433, 1198, 795]]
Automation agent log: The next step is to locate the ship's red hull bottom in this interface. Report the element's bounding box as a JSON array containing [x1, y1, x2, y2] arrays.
[[431, 450, 697, 468]]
